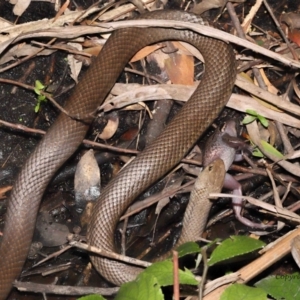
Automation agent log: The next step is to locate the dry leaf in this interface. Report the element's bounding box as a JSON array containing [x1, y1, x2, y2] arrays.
[[292, 74, 300, 99], [74, 150, 101, 212], [0, 43, 54, 65], [165, 53, 194, 85], [240, 72, 282, 112], [67, 42, 83, 83], [255, 68, 279, 95], [241, 0, 263, 33], [0, 186, 11, 200], [168, 42, 195, 85], [155, 197, 170, 215], [0, 17, 12, 29], [10, 0, 31, 16], [288, 29, 300, 46], [83, 45, 102, 57], [148, 42, 194, 85], [131, 45, 162, 62], [98, 112, 119, 140], [193, 0, 227, 14], [80, 202, 94, 228]]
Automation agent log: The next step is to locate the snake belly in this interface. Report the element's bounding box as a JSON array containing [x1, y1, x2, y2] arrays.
[[0, 10, 236, 299]]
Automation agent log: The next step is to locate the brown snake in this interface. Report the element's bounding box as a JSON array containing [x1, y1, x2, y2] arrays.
[[0, 10, 236, 298]]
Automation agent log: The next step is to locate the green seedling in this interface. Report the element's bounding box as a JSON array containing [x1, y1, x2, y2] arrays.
[[34, 80, 47, 113], [242, 109, 269, 128], [243, 110, 283, 159]]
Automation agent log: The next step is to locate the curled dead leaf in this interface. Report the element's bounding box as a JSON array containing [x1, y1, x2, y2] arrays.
[[98, 112, 119, 140]]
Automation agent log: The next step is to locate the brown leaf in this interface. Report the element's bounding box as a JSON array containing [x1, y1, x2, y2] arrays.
[[131, 44, 162, 62], [288, 28, 300, 46], [98, 112, 119, 140], [84, 45, 102, 56], [165, 53, 194, 85], [0, 186, 11, 200], [165, 42, 195, 85], [147, 42, 194, 85]]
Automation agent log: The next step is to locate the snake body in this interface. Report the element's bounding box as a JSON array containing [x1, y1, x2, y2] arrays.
[[0, 10, 236, 299]]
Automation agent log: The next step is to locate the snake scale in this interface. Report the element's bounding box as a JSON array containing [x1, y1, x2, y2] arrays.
[[0, 10, 236, 299]]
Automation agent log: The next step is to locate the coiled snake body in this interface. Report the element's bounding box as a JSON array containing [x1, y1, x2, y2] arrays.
[[0, 10, 236, 298]]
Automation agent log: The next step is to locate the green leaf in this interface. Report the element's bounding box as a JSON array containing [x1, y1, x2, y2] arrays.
[[78, 295, 106, 300], [245, 109, 258, 116], [115, 272, 163, 300], [242, 115, 256, 124], [255, 272, 300, 300], [34, 88, 41, 95], [257, 115, 269, 127], [256, 40, 265, 47], [38, 95, 47, 102], [252, 148, 264, 158], [35, 80, 45, 90], [260, 140, 284, 159], [33, 80, 47, 112], [38, 94, 46, 101], [35, 94, 47, 113], [34, 102, 40, 113], [176, 242, 201, 258], [208, 236, 265, 266], [244, 109, 269, 128], [143, 260, 198, 286], [221, 284, 267, 300]]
